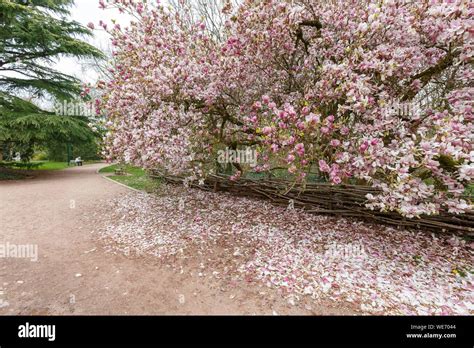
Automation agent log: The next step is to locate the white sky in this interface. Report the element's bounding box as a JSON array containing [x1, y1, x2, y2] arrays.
[[53, 0, 133, 84]]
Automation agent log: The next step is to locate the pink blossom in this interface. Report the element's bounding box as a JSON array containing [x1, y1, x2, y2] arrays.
[[321, 127, 330, 134], [301, 106, 310, 115], [305, 113, 320, 124], [340, 126, 350, 135], [294, 143, 305, 156], [99, 0, 473, 217], [262, 126, 273, 135], [319, 160, 330, 173]]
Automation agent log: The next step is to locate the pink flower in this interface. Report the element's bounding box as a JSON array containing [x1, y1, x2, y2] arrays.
[[331, 176, 342, 184], [262, 126, 273, 135], [411, 79, 422, 90], [262, 95, 270, 104], [287, 154, 296, 163], [319, 160, 330, 173], [87, 22, 95, 30], [305, 113, 320, 124], [301, 106, 310, 115], [295, 143, 305, 156], [330, 139, 341, 147], [321, 126, 330, 134], [340, 126, 350, 135]]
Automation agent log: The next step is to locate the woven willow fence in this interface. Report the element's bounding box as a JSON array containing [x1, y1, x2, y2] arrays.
[[149, 169, 474, 236]]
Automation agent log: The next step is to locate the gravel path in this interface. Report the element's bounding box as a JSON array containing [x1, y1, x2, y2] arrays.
[[0, 163, 354, 315]]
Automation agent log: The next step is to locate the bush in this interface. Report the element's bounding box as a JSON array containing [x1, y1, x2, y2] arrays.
[[46, 139, 102, 162]]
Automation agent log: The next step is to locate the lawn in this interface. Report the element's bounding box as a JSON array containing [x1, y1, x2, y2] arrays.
[[32, 161, 101, 170], [33, 161, 70, 170], [0, 160, 102, 172], [99, 164, 160, 192]]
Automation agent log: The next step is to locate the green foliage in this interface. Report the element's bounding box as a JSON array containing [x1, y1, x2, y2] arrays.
[[32, 150, 48, 161], [0, 160, 42, 169], [0, 99, 94, 144], [0, 0, 104, 99], [0, 0, 105, 159], [46, 138, 101, 162], [0, 167, 29, 180], [465, 184, 474, 198], [98, 164, 121, 174], [33, 161, 69, 170]]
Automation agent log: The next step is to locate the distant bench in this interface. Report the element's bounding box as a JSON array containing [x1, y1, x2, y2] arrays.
[[114, 167, 125, 175], [69, 160, 83, 166]]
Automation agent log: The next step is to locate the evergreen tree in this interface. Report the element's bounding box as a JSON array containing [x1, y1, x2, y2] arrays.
[[0, 0, 104, 160]]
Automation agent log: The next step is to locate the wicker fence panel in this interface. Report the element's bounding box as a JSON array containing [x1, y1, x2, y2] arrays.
[[149, 169, 474, 236]]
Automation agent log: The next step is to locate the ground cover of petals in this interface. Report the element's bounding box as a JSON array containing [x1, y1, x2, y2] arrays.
[[96, 185, 473, 315]]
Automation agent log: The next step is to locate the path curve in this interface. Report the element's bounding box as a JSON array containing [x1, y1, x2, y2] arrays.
[[0, 163, 354, 314]]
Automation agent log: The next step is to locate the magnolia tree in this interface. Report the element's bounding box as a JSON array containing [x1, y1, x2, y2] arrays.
[[96, 0, 473, 217]]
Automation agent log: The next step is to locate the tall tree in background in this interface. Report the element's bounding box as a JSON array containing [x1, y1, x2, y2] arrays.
[[0, 0, 104, 160]]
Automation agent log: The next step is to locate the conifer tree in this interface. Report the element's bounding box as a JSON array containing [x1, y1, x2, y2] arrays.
[[0, 0, 104, 160]]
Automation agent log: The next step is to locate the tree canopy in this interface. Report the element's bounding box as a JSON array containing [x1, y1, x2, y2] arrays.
[[98, 0, 473, 217], [0, 0, 104, 158]]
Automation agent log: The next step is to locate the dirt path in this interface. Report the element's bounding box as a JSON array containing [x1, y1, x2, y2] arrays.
[[0, 163, 355, 315]]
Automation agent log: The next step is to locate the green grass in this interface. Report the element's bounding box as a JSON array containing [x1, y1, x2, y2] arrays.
[[32, 160, 101, 170], [98, 163, 120, 173], [1, 160, 101, 171], [34, 161, 69, 170], [99, 164, 160, 192], [466, 184, 474, 198]]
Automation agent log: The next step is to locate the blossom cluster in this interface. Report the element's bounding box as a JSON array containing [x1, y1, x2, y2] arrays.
[[97, 0, 473, 216]]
